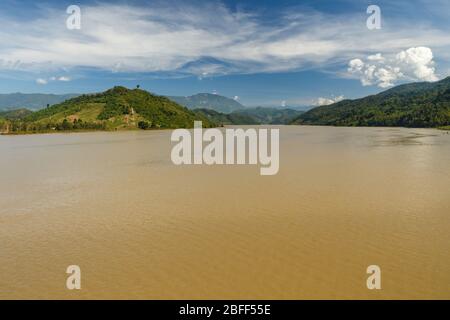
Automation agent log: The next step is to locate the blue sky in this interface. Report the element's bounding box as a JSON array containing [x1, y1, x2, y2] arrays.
[[0, 0, 449, 106]]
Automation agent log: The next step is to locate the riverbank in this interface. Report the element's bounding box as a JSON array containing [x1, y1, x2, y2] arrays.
[[1, 123, 447, 136]]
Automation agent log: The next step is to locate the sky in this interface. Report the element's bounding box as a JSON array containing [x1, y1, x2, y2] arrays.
[[0, 0, 449, 106]]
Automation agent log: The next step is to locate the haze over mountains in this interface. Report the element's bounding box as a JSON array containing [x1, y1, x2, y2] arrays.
[[0, 93, 79, 110], [168, 93, 245, 114], [194, 107, 304, 126]]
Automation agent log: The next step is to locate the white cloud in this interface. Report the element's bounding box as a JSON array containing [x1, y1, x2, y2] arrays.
[[367, 53, 385, 62], [348, 47, 439, 88], [0, 3, 449, 77], [233, 96, 239, 101], [396, 47, 439, 81], [314, 95, 345, 106], [35, 75, 71, 84], [36, 78, 47, 85]]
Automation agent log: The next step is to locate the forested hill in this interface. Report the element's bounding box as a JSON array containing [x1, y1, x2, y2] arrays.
[[291, 77, 450, 128], [2, 86, 216, 134]]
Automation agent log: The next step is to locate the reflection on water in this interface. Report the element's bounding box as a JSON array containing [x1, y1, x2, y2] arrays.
[[373, 131, 441, 146], [0, 126, 449, 299]]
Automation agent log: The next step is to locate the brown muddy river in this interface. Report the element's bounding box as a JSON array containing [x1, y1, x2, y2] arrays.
[[0, 126, 449, 299]]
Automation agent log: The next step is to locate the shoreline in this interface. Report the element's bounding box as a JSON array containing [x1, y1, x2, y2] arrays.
[[1, 123, 448, 136], [0, 126, 192, 136]]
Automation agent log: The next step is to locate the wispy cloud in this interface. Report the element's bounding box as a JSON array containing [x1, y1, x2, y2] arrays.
[[0, 1, 449, 79], [36, 75, 72, 85]]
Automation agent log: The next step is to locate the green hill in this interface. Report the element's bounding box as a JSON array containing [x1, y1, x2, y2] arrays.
[[5, 86, 216, 134], [169, 93, 245, 114], [291, 77, 450, 128]]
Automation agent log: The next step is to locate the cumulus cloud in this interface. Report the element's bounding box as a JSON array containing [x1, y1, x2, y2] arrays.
[[348, 47, 439, 88], [314, 95, 345, 106], [396, 47, 439, 81]]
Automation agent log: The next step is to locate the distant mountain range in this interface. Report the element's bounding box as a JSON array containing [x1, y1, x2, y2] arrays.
[[168, 93, 245, 114], [194, 107, 304, 125], [233, 107, 304, 124], [169, 93, 304, 124], [292, 76, 450, 128], [2, 78, 449, 134], [0, 93, 79, 111]]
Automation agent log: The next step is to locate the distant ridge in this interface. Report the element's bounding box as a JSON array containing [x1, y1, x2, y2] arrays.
[[291, 77, 450, 128], [194, 107, 304, 125], [168, 93, 245, 114], [0, 93, 79, 110]]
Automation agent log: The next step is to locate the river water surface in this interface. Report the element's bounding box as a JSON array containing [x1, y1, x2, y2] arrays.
[[0, 126, 449, 299]]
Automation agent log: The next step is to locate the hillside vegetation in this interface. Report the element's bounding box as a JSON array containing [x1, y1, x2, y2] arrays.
[[292, 77, 450, 128], [2, 86, 216, 134], [0, 108, 34, 120]]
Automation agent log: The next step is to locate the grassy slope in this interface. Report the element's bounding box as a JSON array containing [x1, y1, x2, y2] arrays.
[[18, 86, 216, 133]]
